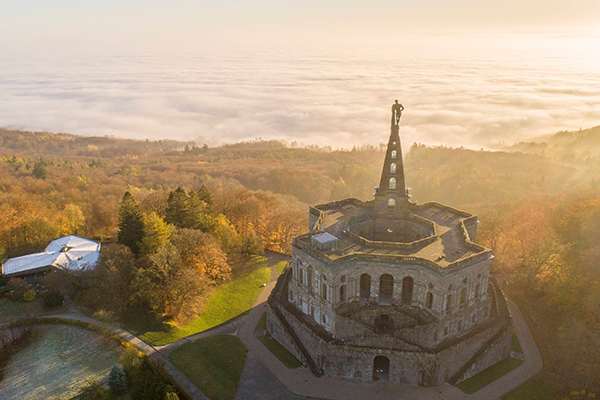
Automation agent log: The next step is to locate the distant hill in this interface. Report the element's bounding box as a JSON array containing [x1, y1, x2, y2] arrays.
[[499, 125, 600, 163]]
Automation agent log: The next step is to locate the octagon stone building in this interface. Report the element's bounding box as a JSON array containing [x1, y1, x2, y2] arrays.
[[266, 104, 512, 386]]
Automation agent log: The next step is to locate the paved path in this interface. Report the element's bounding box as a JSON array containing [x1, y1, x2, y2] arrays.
[[36, 312, 209, 400], [28, 255, 541, 400], [236, 265, 543, 400]]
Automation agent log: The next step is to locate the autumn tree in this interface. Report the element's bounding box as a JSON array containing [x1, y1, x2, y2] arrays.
[[134, 242, 208, 321], [171, 229, 231, 283], [60, 203, 85, 235], [139, 212, 171, 255], [117, 192, 145, 254]]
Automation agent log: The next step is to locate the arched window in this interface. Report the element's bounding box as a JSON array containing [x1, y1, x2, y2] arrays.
[[340, 285, 346, 302], [390, 163, 397, 174], [360, 274, 371, 302], [446, 294, 452, 311], [322, 282, 328, 301], [391, 150, 397, 159], [379, 274, 394, 305], [307, 266, 314, 292], [460, 288, 467, 305], [402, 276, 413, 305], [387, 198, 396, 213], [475, 283, 481, 299], [426, 292, 433, 309], [389, 177, 396, 189]]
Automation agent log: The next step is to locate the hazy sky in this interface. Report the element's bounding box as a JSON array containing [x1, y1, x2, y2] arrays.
[[0, 1, 599, 148]]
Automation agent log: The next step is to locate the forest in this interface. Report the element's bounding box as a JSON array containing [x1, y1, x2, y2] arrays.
[[1, 125, 600, 395]]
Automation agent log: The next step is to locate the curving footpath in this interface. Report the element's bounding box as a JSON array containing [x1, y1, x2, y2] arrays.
[[35, 255, 541, 400]]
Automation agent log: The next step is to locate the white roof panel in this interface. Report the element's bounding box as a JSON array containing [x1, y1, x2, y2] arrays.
[[2, 236, 101, 276]]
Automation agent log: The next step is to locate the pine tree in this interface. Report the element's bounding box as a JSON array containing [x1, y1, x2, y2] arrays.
[[197, 184, 212, 207], [109, 365, 128, 393], [188, 190, 214, 232], [165, 187, 190, 228], [32, 161, 48, 179], [117, 191, 145, 254]]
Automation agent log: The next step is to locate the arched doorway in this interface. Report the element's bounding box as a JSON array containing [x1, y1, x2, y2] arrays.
[[402, 276, 413, 305], [374, 314, 394, 334], [372, 356, 390, 382], [360, 274, 371, 302], [379, 274, 394, 305], [339, 285, 346, 303]]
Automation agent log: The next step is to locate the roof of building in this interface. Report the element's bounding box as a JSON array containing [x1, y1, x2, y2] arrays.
[[311, 232, 338, 244], [2, 235, 101, 276]]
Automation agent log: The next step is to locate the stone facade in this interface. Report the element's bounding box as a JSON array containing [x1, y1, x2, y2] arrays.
[[267, 105, 512, 386]]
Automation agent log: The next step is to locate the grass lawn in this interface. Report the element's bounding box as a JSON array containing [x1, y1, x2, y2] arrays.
[[257, 334, 302, 369], [511, 333, 523, 353], [255, 312, 267, 331], [502, 377, 560, 400], [134, 256, 270, 345], [457, 357, 524, 394], [169, 335, 247, 400], [274, 260, 288, 275]]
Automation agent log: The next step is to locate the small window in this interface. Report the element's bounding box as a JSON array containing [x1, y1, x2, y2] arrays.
[[388, 198, 396, 212], [460, 288, 467, 304], [322, 283, 328, 301], [428, 282, 434, 289], [458, 320, 463, 331], [444, 326, 449, 335], [390, 163, 397, 174], [446, 294, 452, 311], [391, 150, 397, 159], [392, 142, 397, 147], [341, 275, 346, 283], [462, 277, 468, 285], [433, 330, 438, 341], [472, 314, 477, 323], [322, 315, 327, 324], [389, 177, 396, 189], [426, 292, 433, 309]]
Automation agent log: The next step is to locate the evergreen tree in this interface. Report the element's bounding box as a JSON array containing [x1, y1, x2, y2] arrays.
[[108, 365, 128, 393], [188, 190, 214, 232], [139, 212, 171, 255], [197, 184, 212, 207], [165, 187, 190, 228], [32, 161, 48, 179], [130, 357, 167, 400], [117, 191, 145, 254]]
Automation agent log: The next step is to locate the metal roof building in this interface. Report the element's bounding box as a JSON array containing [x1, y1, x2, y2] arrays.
[[1, 235, 101, 277]]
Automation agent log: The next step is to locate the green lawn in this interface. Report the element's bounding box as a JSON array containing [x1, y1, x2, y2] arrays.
[[511, 333, 523, 353], [135, 257, 271, 345], [169, 335, 248, 400], [257, 334, 302, 369], [274, 260, 288, 275], [255, 312, 267, 331], [502, 377, 559, 400], [457, 357, 524, 394]]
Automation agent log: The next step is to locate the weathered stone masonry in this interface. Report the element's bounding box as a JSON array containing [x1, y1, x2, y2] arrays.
[[267, 104, 511, 386]]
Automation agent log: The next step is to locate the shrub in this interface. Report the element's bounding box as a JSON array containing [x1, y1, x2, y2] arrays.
[[130, 357, 168, 400], [165, 392, 180, 400], [78, 381, 110, 400], [43, 291, 64, 308], [7, 278, 30, 301], [23, 289, 36, 302], [108, 365, 128, 393]]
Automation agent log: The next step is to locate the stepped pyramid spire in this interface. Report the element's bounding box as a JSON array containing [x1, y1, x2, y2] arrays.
[[375, 100, 407, 203]]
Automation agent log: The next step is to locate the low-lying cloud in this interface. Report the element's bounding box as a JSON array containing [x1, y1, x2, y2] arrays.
[[1, 36, 599, 149]]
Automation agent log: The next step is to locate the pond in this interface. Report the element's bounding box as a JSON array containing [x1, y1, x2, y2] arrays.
[[0, 324, 125, 400]]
